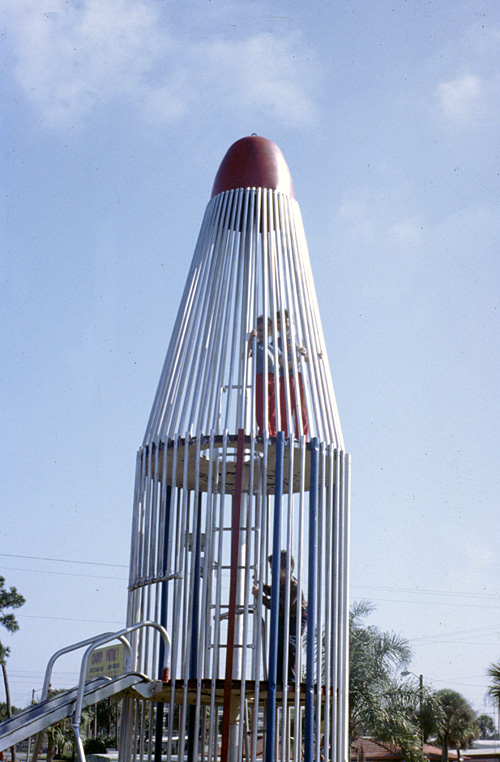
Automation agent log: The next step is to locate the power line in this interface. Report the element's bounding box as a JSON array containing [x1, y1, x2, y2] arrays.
[[18, 614, 124, 624], [2, 565, 127, 581], [10, 672, 81, 679], [352, 583, 500, 602], [0, 552, 127, 568], [418, 640, 500, 647], [358, 595, 500, 611], [412, 624, 499, 642]]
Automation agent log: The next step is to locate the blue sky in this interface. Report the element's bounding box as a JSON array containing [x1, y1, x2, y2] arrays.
[[1, 0, 499, 722]]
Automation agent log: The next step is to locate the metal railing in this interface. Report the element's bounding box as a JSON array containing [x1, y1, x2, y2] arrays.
[[31, 621, 170, 762]]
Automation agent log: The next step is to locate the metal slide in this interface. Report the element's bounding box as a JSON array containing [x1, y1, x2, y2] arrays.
[[0, 621, 170, 762], [0, 672, 150, 752]]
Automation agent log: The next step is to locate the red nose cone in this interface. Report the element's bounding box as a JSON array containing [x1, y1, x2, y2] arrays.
[[211, 136, 295, 198]]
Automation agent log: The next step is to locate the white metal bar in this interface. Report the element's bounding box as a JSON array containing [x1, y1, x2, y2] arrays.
[[125, 182, 351, 762], [144, 193, 222, 441]]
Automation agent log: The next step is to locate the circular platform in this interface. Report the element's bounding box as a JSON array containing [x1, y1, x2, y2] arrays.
[[141, 435, 335, 495], [131, 678, 327, 706]]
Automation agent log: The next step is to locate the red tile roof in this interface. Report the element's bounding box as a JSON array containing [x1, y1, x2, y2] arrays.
[[350, 737, 457, 762]]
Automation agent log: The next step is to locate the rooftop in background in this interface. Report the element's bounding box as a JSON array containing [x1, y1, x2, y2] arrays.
[[350, 737, 458, 762], [351, 737, 500, 762]]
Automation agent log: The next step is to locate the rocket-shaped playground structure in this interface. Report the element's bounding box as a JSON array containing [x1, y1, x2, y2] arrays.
[[0, 136, 350, 762], [121, 135, 351, 762]]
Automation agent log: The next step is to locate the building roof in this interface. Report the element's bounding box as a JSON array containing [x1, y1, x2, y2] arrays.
[[350, 737, 458, 762]]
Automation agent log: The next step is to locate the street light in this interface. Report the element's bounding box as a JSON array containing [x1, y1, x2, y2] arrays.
[[402, 671, 424, 744]]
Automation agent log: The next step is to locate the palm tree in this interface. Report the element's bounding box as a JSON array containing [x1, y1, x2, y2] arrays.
[[487, 663, 500, 711], [41, 689, 93, 762], [349, 601, 426, 762], [434, 689, 478, 762], [476, 714, 497, 740]]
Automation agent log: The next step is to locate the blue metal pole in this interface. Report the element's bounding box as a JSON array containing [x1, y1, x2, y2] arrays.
[[265, 431, 285, 762], [305, 438, 319, 762], [187, 493, 203, 762]]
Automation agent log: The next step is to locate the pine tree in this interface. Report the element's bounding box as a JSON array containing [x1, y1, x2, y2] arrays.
[[0, 576, 26, 762]]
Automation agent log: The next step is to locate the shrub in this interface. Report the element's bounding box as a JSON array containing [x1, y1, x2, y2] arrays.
[[83, 737, 107, 754]]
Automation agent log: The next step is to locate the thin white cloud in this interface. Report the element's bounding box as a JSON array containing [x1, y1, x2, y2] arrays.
[[435, 73, 486, 126], [333, 186, 500, 311], [207, 34, 318, 125], [3, 0, 319, 129], [158, 32, 319, 127], [4, 0, 171, 126]]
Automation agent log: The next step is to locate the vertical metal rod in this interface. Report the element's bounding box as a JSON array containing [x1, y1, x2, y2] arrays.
[[323, 445, 334, 762], [164, 440, 182, 761], [272, 194, 293, 437], [143, 194, 221, 441], [179, 436, 194, 760], [281, 438, 295, 762], [190, 439, 203, 762], [208, 433, 229, 762], [169, 196, 225, 434], [294, 437, 306, 722], [221, 429, 246, 762], [314, 443, 326, 762], [187, 491, 203, 762], [330, 449, 341, 762], [338, 453, 351, 762], [237, 435, 256, 756], [279, 196, 311, 439], [305, 438, 319, 762], [147, 443, 161, 682], [276, 193, 304, 440], [198, 432, 216, 679], [265, 431, 285, 762], [224, 193, 250, 433], [138, 445, 153, 676], [251, 441, 268, 761], [236, 190, 256, 430], [284, 197, 320, 436], [194, 194, 232, 432], [193, 194, 237, 433], [260, 190, 273, 435], [154, 481, 172, 762], [127, 451, 144, 629], [266, 193, 282, 434], [164, 459, 180, 762]]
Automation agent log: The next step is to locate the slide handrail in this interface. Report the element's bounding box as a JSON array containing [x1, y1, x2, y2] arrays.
[[32, 621, 170, 762]]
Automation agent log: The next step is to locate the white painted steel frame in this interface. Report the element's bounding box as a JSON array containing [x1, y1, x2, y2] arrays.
[[122, 187, 350, 762], [143, 189, 344, 447]]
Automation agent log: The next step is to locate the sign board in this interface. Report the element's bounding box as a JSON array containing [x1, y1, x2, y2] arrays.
[[86, 643, 125, 680]]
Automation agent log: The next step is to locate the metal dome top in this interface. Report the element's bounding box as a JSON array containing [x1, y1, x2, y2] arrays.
[[211, 135, 295, 198]]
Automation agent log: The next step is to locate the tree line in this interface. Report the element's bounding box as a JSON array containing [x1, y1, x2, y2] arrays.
[[350, 600, 499, 762]]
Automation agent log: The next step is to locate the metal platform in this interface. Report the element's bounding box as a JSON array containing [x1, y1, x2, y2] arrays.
[[142, 678, 310, 706], [142, 434, 335, 494]]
